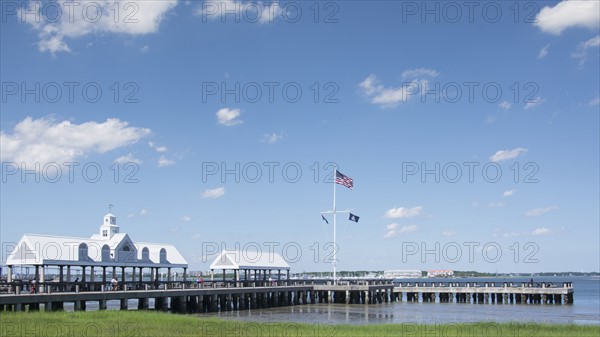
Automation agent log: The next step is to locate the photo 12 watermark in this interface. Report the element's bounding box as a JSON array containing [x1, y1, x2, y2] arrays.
[[1, 1, 141, 24], [399, 322, 540, 337], [1, 322, 140, 337], [201, 161, 339, 184], [1, 81, 140, 104], [198, 1, 340, 24], [201, 81, 339, 104], [401, 161, 539, 184], [401, 241, 540, 265], [1, 161, 140, 184], [200, 322, 338, 337], [398, 1, 540, 24]]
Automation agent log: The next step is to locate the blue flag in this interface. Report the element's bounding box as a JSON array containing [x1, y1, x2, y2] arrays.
[[321, 215, 329, 224], [349, 213, 360, 223]]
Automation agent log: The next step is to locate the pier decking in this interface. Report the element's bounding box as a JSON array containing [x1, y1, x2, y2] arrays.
[[0, 279, 574, 313]]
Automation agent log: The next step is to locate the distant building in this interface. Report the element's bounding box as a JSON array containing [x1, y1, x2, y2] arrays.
[[383, 270, 422, 278], [5, 213, 188, 287], [427, 269, 454, 278]]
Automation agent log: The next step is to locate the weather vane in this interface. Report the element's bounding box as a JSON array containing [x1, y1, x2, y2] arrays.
[[109, 204, 114, 213]]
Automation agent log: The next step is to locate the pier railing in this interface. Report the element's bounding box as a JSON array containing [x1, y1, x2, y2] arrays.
[[0, 278, 394, 295], [394, 281, 574, 289]]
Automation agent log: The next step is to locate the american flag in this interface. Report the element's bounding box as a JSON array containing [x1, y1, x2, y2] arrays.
[[335, 170, 353, 189]]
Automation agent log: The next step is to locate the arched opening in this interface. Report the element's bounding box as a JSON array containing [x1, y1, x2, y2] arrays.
[[141, 247, 150, 261], [159, 248, 167, 263], [78, 243, 88, 261], [101, 244, 111, 262]]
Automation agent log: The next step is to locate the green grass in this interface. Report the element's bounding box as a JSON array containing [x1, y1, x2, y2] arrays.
[[1, 310, 598, 337]]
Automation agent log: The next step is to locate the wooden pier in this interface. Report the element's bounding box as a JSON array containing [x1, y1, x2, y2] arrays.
[[393, 281, 574, 305], [0, 279, 574, 313]]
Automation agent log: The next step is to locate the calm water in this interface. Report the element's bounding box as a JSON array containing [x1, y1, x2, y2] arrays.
[[203, 276, 600, 325]]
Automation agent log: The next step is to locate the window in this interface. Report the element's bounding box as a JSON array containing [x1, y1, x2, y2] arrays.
[[102, 230, 108, 237]]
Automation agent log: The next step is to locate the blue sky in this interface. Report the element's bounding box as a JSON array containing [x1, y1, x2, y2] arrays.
[[1, 0, 599, 274]]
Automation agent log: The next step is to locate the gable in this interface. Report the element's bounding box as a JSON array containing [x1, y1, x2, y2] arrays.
[[6, 239, 39, 265]]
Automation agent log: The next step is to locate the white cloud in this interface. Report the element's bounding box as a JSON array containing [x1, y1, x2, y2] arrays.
[[126, 213, 135, 218], [191, 233, 201, 239], [489, 147, 528, 162], [158, 156, 175, 167], [148, 141, 168, 153], [114, 153, 141, 164], [488, 201, 505, 208], [572, 35, 600, 65], [538, 44, 550, 59], [525, 206, 558, 217], [581, 35, 600, 48], [442, 230, 456, 237], [401, 68, 439, 79], [499, 227, 554, 237], [179, 216, 192, 222], [531, 227, 553, 236], [590, 96, 600, 106], [20, 0, 178, 55], [503, 189, 516, 197], [0, 116, 150, 168], [535, 0, 600, 35], [498, 101, 511, 110], [216, 108, 243, 126], [524, 97, 543, 110], [202, 187, 225, 199], [359, 73, 433, 107], [140, 45, 150, 54], [262, 131, 285, 144], [384, 206, 423, 218], [384, 223, 417, 238], [194, 0, 282, 24], [140, 209, 148, 216]]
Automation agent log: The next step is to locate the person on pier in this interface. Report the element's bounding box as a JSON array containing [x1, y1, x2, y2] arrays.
[[111, 277, 119, 291]]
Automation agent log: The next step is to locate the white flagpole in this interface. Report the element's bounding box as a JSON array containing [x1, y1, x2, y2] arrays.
[[333, 165, 337, 285]]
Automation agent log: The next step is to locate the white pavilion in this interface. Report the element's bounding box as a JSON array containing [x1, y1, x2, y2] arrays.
[[209, 250, 290, 285], [5, 212, 188, 290]]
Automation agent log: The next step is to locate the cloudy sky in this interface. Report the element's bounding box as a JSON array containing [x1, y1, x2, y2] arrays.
[[1, 0, 598, 273]]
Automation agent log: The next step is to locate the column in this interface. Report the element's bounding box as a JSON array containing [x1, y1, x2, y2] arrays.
[[90, 266, 95, 289], [183, 267, 187, 283], [7, 265, 12, 283], [66, 266, 71, 283], [39, 265, 45, 293], [58, 266, 64, 291], [121, 267, 126, 289]]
